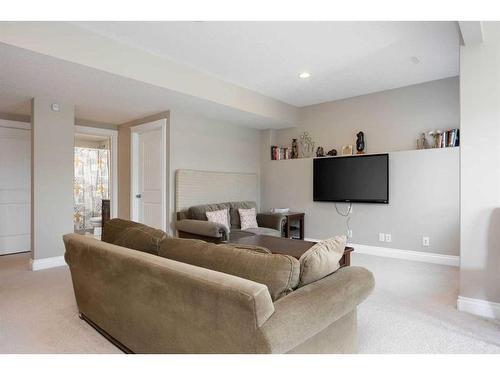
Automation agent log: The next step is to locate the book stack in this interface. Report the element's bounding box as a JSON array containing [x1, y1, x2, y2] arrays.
[[446, 129, 460, 147], [436, 129, 460, 148], [271, 146, 292, 160], [428, 128, 460, 149]]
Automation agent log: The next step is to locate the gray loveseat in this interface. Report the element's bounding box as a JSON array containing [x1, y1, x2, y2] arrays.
[[175, 201, 286, 243]]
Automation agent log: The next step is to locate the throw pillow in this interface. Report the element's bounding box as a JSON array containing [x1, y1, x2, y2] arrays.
[[238, 207, 258, 230], [298, 235, 346, 287], [206, 208, 230, 232]]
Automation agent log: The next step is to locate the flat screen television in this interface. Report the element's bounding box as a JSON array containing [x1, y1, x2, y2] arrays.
[[313, 153, 389, 203]]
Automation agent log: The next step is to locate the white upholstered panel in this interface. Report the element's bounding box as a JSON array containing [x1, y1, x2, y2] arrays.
[[175, 169, 258, 212]]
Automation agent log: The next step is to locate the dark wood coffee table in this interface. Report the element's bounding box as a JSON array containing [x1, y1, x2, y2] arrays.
[[229, 235, 353, 267]]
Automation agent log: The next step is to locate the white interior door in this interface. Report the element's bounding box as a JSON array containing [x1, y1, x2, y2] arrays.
[[136, 128, 165, 229], [0, 124, 31, 255]]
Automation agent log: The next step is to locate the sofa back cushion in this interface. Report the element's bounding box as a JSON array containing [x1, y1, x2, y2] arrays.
[[298, 236, 346, 287], [188, 203, 230, 221], [159, 237, 299, 301], [63, 233, 275, 353], [102, 218, 167, 255]]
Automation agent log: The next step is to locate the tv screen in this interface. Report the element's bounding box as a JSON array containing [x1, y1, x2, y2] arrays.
[[313, 154, 389, 203]]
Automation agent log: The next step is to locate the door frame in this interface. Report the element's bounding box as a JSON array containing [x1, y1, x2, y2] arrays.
[[74, 125, 118, 219], [130, 119, 168, 231]]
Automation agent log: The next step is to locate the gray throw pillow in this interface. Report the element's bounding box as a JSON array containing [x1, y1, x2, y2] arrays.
[[298, 235, 346, 287]]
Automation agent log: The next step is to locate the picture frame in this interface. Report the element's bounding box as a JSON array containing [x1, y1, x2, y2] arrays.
[[341, 145, 353, 156]]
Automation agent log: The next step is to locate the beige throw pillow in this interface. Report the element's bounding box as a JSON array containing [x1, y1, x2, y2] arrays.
[[205, 208, 230, 232], [238, 207, 258, 230], [298, 235, 347, 287]]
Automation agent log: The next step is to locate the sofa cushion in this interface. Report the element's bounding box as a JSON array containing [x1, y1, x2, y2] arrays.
[[158, 237, 300, 301], [188, 202, 230, 221], [206, 208, 231, 232], [238, 207, 258, 230], [228, 201, 257, 229], [243, 227, 281, 237], [298, 236, 346, 287], [102, 218, 137, 244], [102, 218, 167, 255]]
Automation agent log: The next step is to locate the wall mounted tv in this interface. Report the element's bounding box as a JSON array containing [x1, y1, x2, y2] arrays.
[[313, 153, 389, 203]]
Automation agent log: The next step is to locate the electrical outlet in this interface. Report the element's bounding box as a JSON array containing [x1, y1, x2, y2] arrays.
[[385, 233, 392, 243], [379, 233, 385, 242], [423, 236, 430, 247], [347, 229, 353, 238]]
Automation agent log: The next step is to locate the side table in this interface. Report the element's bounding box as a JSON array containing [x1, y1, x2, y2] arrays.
[[283, 212, 305, 240]]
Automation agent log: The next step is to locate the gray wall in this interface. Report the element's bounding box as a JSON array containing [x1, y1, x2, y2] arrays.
[[261, 77, 460, 256], [31, 97, 74, 260], [261, 147, 459, 255], [116, 110, 261, 235], [275, 77, 459, 154], [169, 110, 261, 233], [460, 22, 500, 304]]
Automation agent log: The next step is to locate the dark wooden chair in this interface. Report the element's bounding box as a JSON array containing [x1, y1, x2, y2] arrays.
[[101, 199, 111, 238]]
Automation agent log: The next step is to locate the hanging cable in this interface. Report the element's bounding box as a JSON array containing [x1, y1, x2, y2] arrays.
[[335, 202, 352, 239]]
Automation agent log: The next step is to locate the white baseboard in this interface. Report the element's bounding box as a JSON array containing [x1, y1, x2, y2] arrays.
[[457, 296, 500, 320], [30, 256, 67, 271], [305, 238, 459, 267]]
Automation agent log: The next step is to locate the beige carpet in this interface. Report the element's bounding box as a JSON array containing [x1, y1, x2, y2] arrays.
[[1, 251, 499, 354], [0, 253, 120, 353], [354, 253, 500, 353]]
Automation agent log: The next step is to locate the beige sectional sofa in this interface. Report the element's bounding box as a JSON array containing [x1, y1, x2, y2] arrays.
[[63, 219, 374, 354]]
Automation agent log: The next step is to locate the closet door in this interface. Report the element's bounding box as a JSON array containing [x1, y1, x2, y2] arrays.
[[0, 124, 31, 255]]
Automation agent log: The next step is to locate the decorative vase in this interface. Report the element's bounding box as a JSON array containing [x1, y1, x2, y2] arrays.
[[291, 139, 298, 159], [356, 131, 365, 154], [299, 131, 315, 158], [417, 133, 429, 149]]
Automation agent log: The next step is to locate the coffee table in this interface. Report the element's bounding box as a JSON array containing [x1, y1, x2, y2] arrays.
[[229, 235, 353, 267]]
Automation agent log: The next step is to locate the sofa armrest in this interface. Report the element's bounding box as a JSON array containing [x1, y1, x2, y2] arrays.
[[256, 213, 286, 232], [175, 219, 229, 240], [258, 266, 374, 353]]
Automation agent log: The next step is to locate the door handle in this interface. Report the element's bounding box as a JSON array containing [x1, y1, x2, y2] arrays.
[[136, 194, 142, 198]]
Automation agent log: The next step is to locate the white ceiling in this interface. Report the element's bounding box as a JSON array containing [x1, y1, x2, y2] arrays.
[[0, 42, 286, 128], [73, 21, 460, 107]]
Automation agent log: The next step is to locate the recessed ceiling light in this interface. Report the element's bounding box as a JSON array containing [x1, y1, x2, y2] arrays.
[[410, 56, 420, 64], [299, 72, 311, 79]]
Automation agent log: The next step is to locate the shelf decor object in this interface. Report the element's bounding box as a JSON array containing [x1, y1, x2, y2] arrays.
[[341, 145, 353, 156], [299, 131, 315, 158], [291, 138, 299, 159], [356, 131, 365, 154], [316, 146, 325, 157], [417, 132, 429, 149]]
